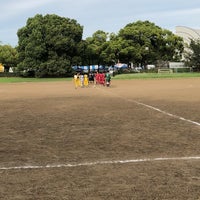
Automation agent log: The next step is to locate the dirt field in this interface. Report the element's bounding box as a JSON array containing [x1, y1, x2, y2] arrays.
[[0, 78, 200, 200]]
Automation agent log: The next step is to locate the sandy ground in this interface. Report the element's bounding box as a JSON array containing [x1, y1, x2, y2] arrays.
[[0, 78, 200, 199]]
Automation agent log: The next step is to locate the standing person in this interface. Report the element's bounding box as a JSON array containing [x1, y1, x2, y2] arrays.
[[95, 71, 100, 85], [88, 72, 94, 85], [99, 72, 105, 86], [105, 71, 111, 87], [73, 73, 79, 89], [79, 73, 84, 88], [84, 73, 89, 87]]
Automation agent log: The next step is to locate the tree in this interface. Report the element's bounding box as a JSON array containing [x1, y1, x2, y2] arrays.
[[0, 45, 18, 72], [17, 14, 83, 77], [184, 39, 200, 71], [113, 20, 183, 67], [84, 30, 109, 66], [103, 33, 123, 65]]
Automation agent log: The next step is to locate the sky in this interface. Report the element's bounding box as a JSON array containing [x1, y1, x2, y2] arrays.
[[1, 0, 200, 47]]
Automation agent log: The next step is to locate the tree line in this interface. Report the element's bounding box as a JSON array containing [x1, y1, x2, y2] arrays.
[[0, 14, 199, 77]]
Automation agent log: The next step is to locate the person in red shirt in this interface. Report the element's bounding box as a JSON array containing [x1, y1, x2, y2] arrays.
[[99, 72, 105, 86]]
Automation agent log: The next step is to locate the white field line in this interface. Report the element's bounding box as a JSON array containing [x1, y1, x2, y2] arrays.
[[0, 156, 200, 171], [98, 87, 200, 127], [130, 99, 200, 127], [1, 87, 199, 171]]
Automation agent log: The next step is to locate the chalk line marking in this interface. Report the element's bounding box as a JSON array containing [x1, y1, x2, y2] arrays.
[[130, 100, 200, 127], [98, 87, 200, 127], [1, 156, 200, 170]]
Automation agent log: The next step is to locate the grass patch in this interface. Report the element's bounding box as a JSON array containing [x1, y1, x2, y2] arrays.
[[0, 73, 200, 83], [113, 73, 200, 80], [0, 77, 72, 83]]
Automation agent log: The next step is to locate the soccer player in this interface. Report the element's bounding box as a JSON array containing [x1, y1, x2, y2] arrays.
[[105, 71, 111, 87], [84, 73, 89, 87], [73, 73, 79, 89]]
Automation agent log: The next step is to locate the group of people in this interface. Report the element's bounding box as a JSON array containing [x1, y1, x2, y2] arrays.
[[73, 71, 111, 89]]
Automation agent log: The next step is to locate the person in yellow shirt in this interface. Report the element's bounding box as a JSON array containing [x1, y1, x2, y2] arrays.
[[0, 63, 4, 72], [84, 73, 89, 87], [73, 73, 79, 89]]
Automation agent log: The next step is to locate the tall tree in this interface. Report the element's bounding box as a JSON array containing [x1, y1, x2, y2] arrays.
[[0, 45, 18, 71], [184, 39, 200, 71], [84, 30, 109, 66], [17, 14, 83, 77], [113, 20, 183, 67]]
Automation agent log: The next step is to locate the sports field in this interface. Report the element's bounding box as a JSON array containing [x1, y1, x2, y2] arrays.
[[0, 78, 200, 199]]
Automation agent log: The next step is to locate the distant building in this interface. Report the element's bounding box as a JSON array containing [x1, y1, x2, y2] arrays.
[[175, 26, 200, 62], [175, 26, 200, 44]]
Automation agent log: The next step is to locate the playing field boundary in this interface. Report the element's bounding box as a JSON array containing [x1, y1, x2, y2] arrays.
[[0, 156, 200, 171], [97, 87, 200, 127], [131, 100, 200, 127]]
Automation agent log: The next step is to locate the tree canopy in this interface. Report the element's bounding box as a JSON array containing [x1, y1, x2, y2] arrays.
[[84, 30, 109, 66], [17, 14, 83, 77], [184, 39, 200, 71], [0, 16, 189, 77], [0, 45, 18, 69], [110, 21, 184, 67]]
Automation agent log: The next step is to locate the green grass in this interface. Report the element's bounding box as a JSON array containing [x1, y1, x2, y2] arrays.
[[0, 73, 200, 83], [0, 77, 72, 83], [113, 73, 200, 80]]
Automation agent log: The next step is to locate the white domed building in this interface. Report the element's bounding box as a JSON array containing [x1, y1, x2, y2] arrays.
[[175, 26, 200, 65], [175, 26, 200, 44]]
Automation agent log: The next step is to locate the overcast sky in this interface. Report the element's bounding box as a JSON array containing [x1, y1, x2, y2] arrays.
[[1, 0, 200, 46]]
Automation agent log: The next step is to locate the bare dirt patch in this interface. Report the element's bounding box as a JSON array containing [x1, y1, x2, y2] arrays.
[[0, 78, 200, 199]]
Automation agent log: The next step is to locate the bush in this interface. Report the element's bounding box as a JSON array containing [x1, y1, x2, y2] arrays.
[[173, 68, 191, 73], [0, 72, 18, 77]]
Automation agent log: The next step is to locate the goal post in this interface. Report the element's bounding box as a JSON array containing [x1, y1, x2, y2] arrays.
[[158, 68, 173, 74]]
